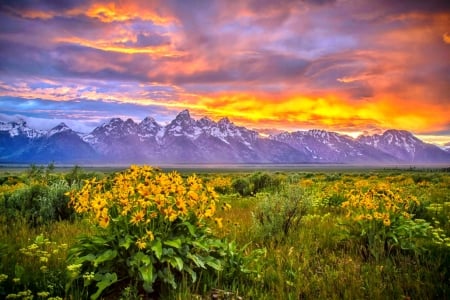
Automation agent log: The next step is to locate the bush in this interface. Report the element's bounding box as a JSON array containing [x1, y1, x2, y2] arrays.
[[232, 178, 252, 196], [253, 185, 312, 242], [1, 180, 75, 226]]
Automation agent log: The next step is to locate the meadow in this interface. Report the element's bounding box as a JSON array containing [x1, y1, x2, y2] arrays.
[[0, 164, 449, 299]]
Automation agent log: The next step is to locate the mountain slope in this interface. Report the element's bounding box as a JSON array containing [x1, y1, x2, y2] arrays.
[[1, 123, 98, 163], [272, 130, 397, 163], [357, 130, 450, 163]]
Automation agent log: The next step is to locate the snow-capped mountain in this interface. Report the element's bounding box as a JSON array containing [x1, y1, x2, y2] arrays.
[[442, 142, 450, 153], [1, 111, 449, 164], [0, 119, 43, 139], [0, 121, 97, 163], [357, 130, 450, 163], [272, 130, 397, 163]]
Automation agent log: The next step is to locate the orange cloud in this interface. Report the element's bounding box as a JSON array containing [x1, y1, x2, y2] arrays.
[[83, 2, 173, 24], [182, 90, 450, 135], [443, 32, 450, 44]]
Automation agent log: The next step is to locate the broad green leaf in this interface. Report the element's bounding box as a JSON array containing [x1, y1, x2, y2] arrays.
[[92, 236, 108, 245], [164, 238, 182, 249], [119, 235, 133, 250], [139, 264, 155, 292], [91, 272, 117, 300], [169, 256, 184, 271], [76, 253, 96, 264], [94, 249, 117, 266], [192, 240, 209, 251], [130, 252, 151, 267], [205, 257, 222, 271], [184, 265, 197, 282], [151, 239, 162, 260], [183, 222, 197, 237], [187, 252, 205, 268]]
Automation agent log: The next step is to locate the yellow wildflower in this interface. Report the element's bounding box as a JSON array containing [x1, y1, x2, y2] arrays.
[[383, 218, 391, 226], [136, 238, 146, 250], [146, 230, 155, 241], [98, 208, 110, 228], [214, 217, 223, 229], [130, 210, 145, 225]]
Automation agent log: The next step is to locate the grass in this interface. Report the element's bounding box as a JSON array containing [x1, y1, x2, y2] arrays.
[[0, 166, 449, 299]]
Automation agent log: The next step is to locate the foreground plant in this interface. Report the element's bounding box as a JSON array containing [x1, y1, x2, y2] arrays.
[[341, 183, 438, 260], [66, 165, 249, 299]]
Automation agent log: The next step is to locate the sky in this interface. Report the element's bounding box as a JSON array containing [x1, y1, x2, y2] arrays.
[[0, 0, 449, 145]]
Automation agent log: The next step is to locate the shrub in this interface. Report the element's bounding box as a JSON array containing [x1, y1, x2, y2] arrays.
[[232, 178, 252, 196], [1, 180, 75, 226], [253, 185, 312, 242]]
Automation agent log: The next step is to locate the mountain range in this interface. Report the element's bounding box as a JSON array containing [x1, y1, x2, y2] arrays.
[[1, 110, 449, 165]]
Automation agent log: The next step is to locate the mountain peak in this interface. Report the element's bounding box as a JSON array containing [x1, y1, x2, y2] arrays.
[[107, 118, 124, 125], [141, 116, 156, 124], [218, 117, 232, 125], [175, 109, 191, 120], [47, 122, 72, 136]]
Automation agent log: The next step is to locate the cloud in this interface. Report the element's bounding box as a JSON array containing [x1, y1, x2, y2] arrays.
[[0, 0, 449, 141], [444, 32, 450, 44]]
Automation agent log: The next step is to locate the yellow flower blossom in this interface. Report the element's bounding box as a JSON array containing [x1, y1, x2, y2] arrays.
[[146, 230, 155, 241], [136, 238, 146, 250], [214, 217, 223, 229], [130, 210, 145, 225]]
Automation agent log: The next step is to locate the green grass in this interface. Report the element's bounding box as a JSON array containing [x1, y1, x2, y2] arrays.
[[1, 166, 449, 299]]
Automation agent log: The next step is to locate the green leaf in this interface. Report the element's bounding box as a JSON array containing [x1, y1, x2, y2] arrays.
[[139, 264, 155, 292], [15, 264, 25, 278], [164, 238, 182, 249], [119, 235, 133, 250], [187, 252, 205, 268], [94, 249, 117, 266], [152, 239, 163, 260], [183, 222, 197, 237], [169, 256, 184, 271], [205, 257, 222, 271], [130, 252, 152, 268], [192, 240, 209, 251], [76, 253, 96, 264], [91, 272, 117, 300], [184, 265, 197, 282]]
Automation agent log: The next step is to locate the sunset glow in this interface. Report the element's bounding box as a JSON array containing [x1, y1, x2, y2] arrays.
[[0, 0, 449, 145]]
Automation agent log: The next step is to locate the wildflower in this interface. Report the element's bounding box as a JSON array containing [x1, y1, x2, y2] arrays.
[[82, 272, 95, 282], [40, 266, 48, 273], [40, 256, 48, 263], [98, 208, 110, 228], [214, 217, 223, 229], [146, 230, 155, 241], [163, 206, 178, 222], [136, 238, 147, 250], [37, 291, 50, 298], [222, 203, 232, 211], [67, 263, 82, 277], [130, 210, 145, 225], [188, 190, 199, 201], [383, 218, 391, 226]]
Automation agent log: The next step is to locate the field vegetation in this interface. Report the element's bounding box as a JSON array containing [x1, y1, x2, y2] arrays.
[[0, 164, 449, 299]]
